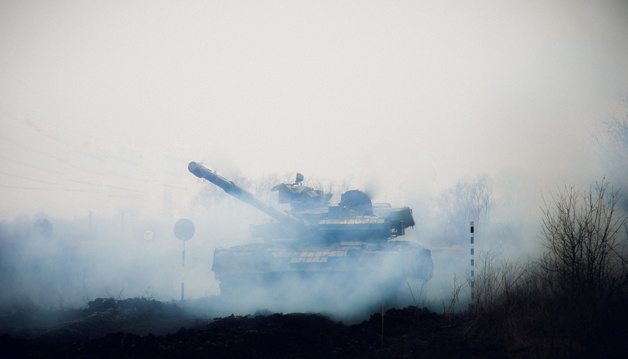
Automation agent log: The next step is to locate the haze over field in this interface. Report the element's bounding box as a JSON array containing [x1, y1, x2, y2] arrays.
[[1, 1, 627, 312]]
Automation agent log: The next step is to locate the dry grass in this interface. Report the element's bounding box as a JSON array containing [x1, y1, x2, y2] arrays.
[[456, 180, 628, 358]]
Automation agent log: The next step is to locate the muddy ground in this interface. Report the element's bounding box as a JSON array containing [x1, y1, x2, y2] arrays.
[[2, 297, 625, 358], [0, 297, 494, 359]]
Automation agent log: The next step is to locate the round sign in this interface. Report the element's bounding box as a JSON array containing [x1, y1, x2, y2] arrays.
[[143, 230, 154, 241], [174, 219, 195, 241]]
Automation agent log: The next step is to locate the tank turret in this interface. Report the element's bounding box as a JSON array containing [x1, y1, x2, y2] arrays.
[[189, 161, 415, 242]]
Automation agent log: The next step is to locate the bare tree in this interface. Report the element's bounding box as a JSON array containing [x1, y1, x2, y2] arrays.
[[440, 174, 493, 242], [461, 180, 627, 357], [595, 100, 628, 212], [539, 180, 628, 316]]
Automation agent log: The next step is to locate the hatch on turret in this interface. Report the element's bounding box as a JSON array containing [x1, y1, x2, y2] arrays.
[[272, 173, 332, 211]]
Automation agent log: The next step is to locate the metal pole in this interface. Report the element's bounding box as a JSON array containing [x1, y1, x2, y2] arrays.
[[470, 221, 475, 310], [181, 238, 185, 301], [174, 218, 194, 302]]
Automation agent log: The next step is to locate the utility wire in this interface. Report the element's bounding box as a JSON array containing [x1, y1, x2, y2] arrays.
[[0, 170, 67, 186], [1, 83, 190, 196]]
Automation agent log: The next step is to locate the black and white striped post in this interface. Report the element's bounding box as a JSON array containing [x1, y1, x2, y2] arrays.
[[470, 221, 475, 310]]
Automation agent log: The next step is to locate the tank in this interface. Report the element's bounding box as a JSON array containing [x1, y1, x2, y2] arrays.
[[188, 161, 433, 312]]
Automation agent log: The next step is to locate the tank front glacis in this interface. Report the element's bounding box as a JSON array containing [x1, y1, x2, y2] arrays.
[[188, 162, 433, 309]]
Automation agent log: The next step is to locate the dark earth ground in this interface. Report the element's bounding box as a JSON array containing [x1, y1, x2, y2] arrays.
[[0, 297, 492, 359], [2, 297, 626, 358]]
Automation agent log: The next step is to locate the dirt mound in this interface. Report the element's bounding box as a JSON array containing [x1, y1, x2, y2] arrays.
[[0, 298, 473, 358]]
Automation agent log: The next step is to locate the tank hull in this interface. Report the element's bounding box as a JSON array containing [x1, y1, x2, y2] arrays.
[[213, 240, 433, 311]]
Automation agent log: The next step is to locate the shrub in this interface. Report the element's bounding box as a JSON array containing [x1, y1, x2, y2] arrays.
[[465, 180, 628, 358]]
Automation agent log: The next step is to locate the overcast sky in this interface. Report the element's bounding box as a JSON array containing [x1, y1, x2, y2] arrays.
[[1, 0, 627, 220]]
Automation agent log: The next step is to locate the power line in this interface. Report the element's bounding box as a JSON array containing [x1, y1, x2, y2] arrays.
[[1, 89, 191, 197], [0, 170, 67, 186], [0, 164, 149, 195], [0, 154, 65, 175], [0, 184, 100, 193]]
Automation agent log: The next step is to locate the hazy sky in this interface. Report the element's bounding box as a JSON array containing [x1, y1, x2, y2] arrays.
[[1, 0, 627, 219]]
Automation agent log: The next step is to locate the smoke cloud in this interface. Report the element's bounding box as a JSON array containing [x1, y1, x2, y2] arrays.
[[1, 1, 627, 322]]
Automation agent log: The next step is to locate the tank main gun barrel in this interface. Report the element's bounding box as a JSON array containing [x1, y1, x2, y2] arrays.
[[188, 161, 305, 228]]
